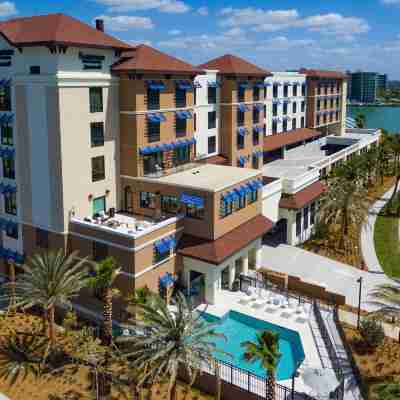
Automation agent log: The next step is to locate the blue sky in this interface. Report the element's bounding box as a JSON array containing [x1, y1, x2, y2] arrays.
[[1, 0, 400, 78]]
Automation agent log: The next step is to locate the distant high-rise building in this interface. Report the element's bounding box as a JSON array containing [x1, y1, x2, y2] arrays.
[[350, 72, 378, 103], [376, 74, 388, 92]]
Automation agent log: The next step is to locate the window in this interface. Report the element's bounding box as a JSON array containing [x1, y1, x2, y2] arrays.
[[154, 247, 170, 264], [1, 123, 13, 146], [253, 87, 260, 101], [264, 87, 267, 98], [175, 87, 186, 108], [208, 87, 217, 104], [324, 99, 328, 109], [293, 84, 298, 97], [30, 66, 40, 75], [237, 110, 245, 126], [173, 145, 191, 166], [263, 104, 266, 116], [93, 241, 108, 262], [283, 85, 288, 97], [6, 222, 18, 239], [252, 154, 259, 169], [89, 87, 103, 113], [310, 202, 316, 225], [336, 83, 340, 92], [330, 99, 334, 108], [140, 192, 156, 209], [161, 195, 180, 214], [36, 228, 48, 248], [296, 211, 302, 237], [283, 102, 288, 115], [323, 114, 327, 124], [317, 85, 321, 95], [193, 113, 196, 131], [237, 194, 246, 210], [301, 116, 305, 128], [272, 120, 277, 134], [253, 130, 259, 146], [186, 203, 204, 220], [292, 102, 297, 114], [247, 189, 258, 204], [147, 88, 160, 110], [302, 84, 306, 96], [304, 206, 309, 230], [3, 157, 15, 179], [253, 108, 260, 123], [336, 98, 340, 108], [220, 199, 233, 218], [301, 101, 305, 113], [273, 84, 278, 98], [143, 153, 163, 175], [91, 156, 105, 182], [194, 89, 197, 106], [283, 120, 288, 132], [4, 192, 16, 215], [175, 118, 187, 138], [317, 115, 320, 126], [324, 85, 328, 95], [147, 120, 160, 143], [208, 136, 216, 154], [238, 87, 245, 103], [263, 124, 266, 136], [273, 103, 278, 117], [208, 111, 216, 129], [292, 118, 297, 130], [237, 134, 245, 149], [317, 100, 321, 111], [90, 122, 104, 147], [336, 111, 340, 120], [93, 196, 106, 216]]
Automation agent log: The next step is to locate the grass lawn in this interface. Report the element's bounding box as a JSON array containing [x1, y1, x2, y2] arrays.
[[343, 324, 400, 399], [374, 210, 400, 278]]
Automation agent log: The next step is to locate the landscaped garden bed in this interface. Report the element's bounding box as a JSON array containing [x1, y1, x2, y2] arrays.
[[343, 323, 400, 399]]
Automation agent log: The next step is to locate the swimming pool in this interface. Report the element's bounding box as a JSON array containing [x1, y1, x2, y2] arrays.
[[200, 311, 305, 380]]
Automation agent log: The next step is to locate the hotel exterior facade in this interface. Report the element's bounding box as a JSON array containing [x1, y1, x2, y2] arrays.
[[0, 14, 380, 306]]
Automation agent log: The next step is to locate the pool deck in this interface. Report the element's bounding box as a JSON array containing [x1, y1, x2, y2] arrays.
[[197, 289, 330, 397]]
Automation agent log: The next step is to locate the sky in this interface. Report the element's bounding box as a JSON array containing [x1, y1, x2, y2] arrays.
[[1, 0, 400, 78]]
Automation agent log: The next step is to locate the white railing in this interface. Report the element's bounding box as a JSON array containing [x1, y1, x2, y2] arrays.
[[282, 169, 320, 194], [262, 178, 282, 198]]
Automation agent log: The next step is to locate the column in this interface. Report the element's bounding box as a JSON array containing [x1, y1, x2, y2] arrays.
[[242, 255, 249, 276], [229, 264, 235, 289], [205, 270, 218, 305], [255, 246, 262, 270], [181, 269, 190, 296]]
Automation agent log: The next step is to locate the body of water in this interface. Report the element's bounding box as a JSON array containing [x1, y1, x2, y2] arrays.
[[348, 106, 400, 133]]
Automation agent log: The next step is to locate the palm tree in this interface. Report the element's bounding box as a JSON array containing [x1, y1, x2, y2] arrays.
[[0, 332, 48, 386], [369, 280, 400, 320], [320, 177, 369, 249], [355, 113, 366, 129], [241, 330, 282, 400], [374, 382, 400, 400], [117, 292, 228, 400], [386, 134, 400, 207], [4, 250, 90, 349], [88, 257, 120, 346]]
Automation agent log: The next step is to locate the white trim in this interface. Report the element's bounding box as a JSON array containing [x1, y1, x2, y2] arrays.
[[13, 74, 119, 87], [120, 106, 194, 116], [69, 226, 184, 252], [122, 252, 176, 279]]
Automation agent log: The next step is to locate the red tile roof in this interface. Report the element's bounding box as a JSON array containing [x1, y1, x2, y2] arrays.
[[0, 13, 131, 50], [198, 54, 271, 77], [178, 215, 274, 265], [299, 68, 347, 80], [279, 181, 326, 210], [198, 154, 229, 166], [112, 44, 203, 74], [264, 128, 323, 152]]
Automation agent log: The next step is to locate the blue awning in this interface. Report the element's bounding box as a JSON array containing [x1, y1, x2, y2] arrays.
[[176, 80, 193, 91], [238, 82, 250, 89], [155, 240, 170, 255], [208, 81, 220, 88], [253, 125, 263, 133], [222, 193, 233, 204], [238, 156, 246, 167], [230, 190, 240, 200], [180, 193, 204, 208], [139, 146, 153, 155], [175, 110, 193, 120], [147, 112, 166, 123], [2, 148, 14, 158], [272, 116, 282, 123], [234, 186, 247, 197], [282, 116, 291, 121], [146, 80, 166, 91], [237, 127, 247, 136], [187, 137, 196, 145], [238, 103, 249, 112], [254, 82, 265, 88], [160, 272, 175, 288], [254, 103, 264, 111], [264, 82, 272, 87], [0, 79, 11, 88], [283, 99, 291, 104], [272, 99, 281, 105], [253, 150, 263, 158]]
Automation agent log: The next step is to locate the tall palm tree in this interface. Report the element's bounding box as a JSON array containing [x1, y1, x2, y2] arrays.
[[320, 177, 369, 249], [88, 257, 120, 346], [386, 134, 400, 207], [355, 113, 366, 129], [117, 292, 228, 400], [4, 250, 90, 348], [241, 330, 282, 400], [369, 280, 400, 319]]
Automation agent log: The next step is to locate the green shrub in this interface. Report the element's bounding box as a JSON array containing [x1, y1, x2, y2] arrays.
[[134, 286, 151, 305], [359, 318, 385, 348], [374, 383, 400, 400]]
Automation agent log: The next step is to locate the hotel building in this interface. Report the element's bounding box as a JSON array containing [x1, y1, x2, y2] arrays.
[[0, 14, 380, 306]]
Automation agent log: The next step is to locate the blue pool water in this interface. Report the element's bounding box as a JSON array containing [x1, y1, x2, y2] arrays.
[[201, 311, 305, 380]]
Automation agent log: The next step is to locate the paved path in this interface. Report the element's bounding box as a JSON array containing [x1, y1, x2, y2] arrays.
[[360, 184, 399, 274], [262, 244, 394, 312]]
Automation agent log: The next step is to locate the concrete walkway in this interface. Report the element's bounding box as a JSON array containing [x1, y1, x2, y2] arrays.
[[360, 184, 399, 274], [262, 244, 394, 312]]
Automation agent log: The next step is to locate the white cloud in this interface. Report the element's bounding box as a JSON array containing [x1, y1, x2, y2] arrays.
[[219, 7, 369, 38], [129, 39, 152, 46], [95, 15, 154, 31], [168, 29, 181, 35], [0, 2, 17, 17], [197, 6, 208, 16], [95, 0, 190, 13], [256, 36, 315, 51]]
